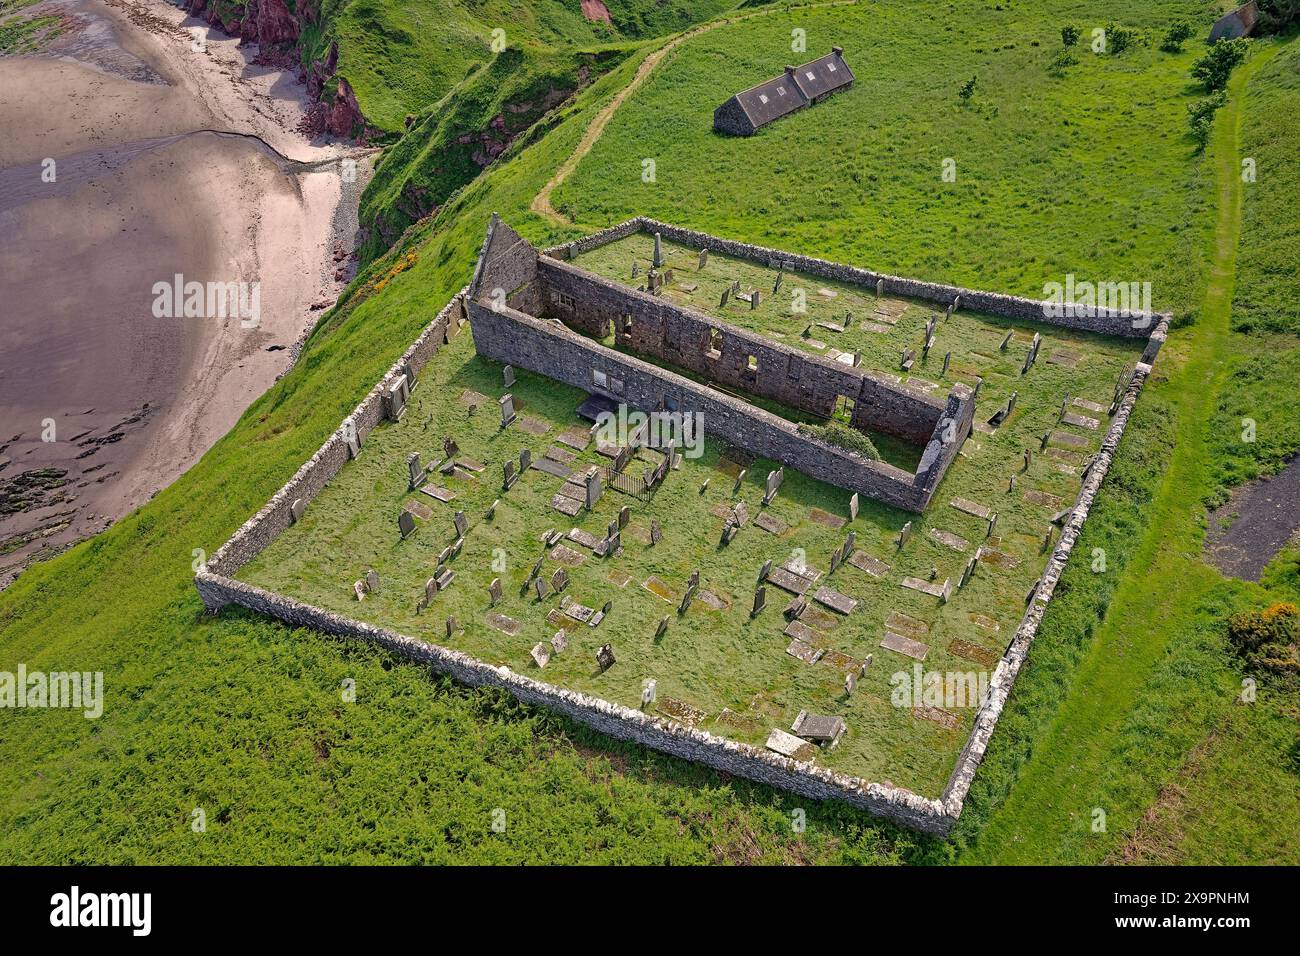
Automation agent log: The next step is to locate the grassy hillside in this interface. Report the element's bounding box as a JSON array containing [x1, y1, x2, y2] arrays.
[[3, 1, 1297, 864]]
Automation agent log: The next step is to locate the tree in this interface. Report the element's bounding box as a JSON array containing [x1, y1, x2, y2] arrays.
[[1160, 21, 1193, 53], [958, 75, 977, 103], [1192, 38, 1250, 93], [1061, 25, 1080, 47]]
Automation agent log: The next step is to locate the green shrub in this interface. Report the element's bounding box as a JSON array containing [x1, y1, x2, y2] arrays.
[[1061, 24, 1080, 47], [1160, 21, 1193, 53], [1226, 603, 1299, 682], [797, 421, 881, 460], [1192, 38, 1250, 93], [1048, 48, 1079, 77], [958, 74, 977, 102], [1104, 22, 1137, 55], [1187, 91, 1227, 150]]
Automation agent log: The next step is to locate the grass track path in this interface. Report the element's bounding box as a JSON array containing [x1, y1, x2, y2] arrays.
[[531, 0, 860, 227], [958, 46, 1280, 865]]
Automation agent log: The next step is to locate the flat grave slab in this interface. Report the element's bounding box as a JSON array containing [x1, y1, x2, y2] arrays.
[[1072, 396, 1108, 414], [419, 486, 457, 503], [550, 494, 583, 517], [950, 638, 1001, 668], [978, 548, 1021, 570], [847, 551, 891, 577], [950, 497, 992, 520], [809, 508, 847, 529], [767, 566, 812, 595], [459, 388, 490, 406], [518, 417, 549, 436], [549, 544, 586, 567], [1048, 430, 1090, 450], [880, 631, 929, 660], [754, 512, 788, 535], [928, 528, 970, 552], [1046, 348, 1083, 368], [915, 705, 960, 730], [656, 696, 707, 727], [1060, 411, 1100, 430], [642, 575, 678, 602], [545, 445, 577, 464], [486, 613, 522, 636], [402, 499, 434, 521], [1023, 489, 1065, 509], [567, 528, 602, 550], [532, 457, 572, 478], [786, 638, 825, 664], [901, 576, 948, 598], [886, 610, 930, 638], [697, 589, 730, 610], [556, 428, 591, 450], [814, 586, 858, 615], [969, 612, 1001, 632], [783, 619, 817, 642], [766, 728, 817, 762]]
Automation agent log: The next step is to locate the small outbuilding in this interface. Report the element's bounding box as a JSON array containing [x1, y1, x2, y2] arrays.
[[714, 48, 854, 136], [1209, 1, 1259, 41]]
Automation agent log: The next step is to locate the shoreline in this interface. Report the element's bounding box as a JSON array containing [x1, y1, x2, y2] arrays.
[[0, 0, 374, 587]]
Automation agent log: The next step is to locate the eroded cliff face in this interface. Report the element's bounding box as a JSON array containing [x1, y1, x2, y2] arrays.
[[177, 0, 369, 142]]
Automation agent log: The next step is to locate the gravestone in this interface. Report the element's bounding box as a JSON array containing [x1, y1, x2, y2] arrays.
[[530, 643, 551, 668], [652, 232, 663, 269], [999, 330, 1014, 352], [487, 498, 499, 520], [678, 586, 696, 616], [353, 580, 366, 601], [453, 510, 468, 538], [551, 568, 569, 593], [584, 468, 602, 510], [529, 557, 545, 582], [503, 459, 517, 490], [942, 351, 952, 378], [751, 290, 761, 310], [365, 569, 380, 593], [876, 278, 884, 298], [973, 377, 983, 400], [987, 512, 998, 536], [290, 498, 306, 523], [641, 679, 657, 708], [655, 616, 669, 639], [398, 510, 417, 539], [650, 520, 662, 546], [698, 248, 708, 270], [751, 586, 766, 618], [897, 520, 913, 549], [844, 672, 857, 696], [596, 643, 616, 672], [425, 577, 438, 604], [1023, 448, 1032, 471], [551, 631, 567, 653], [1008, 474, 1017, 492], [618, 505, 630, 529], [488, 578, 502, 606], [443, 436, 459, 459], [733, 468, 747, 496], [700, 478, 711, 494], [719, 288, 730, 308], [759, 559, 773, 582], [631, 261, 639, 278], [534, 576, 550, 601], [407, 453, 424, 490], [503, 365, 515, 388], [849, 492, 859, 522]]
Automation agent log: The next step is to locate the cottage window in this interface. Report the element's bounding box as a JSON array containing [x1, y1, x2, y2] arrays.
[[759, 94, 769, 104], [558, 292, 576, 310], [777, 86, 786, 96], [828, 63, 837, 72], [805, 71, 816, 81], [592, 369, 608, 389], [705, 327, 723, 360], [620, 314, 633, 336]]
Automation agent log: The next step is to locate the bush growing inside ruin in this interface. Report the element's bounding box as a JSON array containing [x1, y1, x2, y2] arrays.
[[798, 421, 880, 460]]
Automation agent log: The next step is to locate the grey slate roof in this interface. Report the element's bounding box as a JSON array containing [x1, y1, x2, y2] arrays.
[[714, 48, 854, 135], [1209, 1, 1259, 41]]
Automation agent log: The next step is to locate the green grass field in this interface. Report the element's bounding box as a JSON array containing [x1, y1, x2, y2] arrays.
[[2, 0, 1297, 863], [239, 242, 1136, 796]]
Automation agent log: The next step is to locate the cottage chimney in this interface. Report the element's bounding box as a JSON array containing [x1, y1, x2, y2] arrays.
[[832, 46, 844, 57], [784, 65, 797, 76]]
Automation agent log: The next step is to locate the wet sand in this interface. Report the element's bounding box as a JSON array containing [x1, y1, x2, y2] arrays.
[[0, 0, 371, 585]]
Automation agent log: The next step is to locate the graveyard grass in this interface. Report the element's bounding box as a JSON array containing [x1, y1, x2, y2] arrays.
[[2, 0, 1298, 863]]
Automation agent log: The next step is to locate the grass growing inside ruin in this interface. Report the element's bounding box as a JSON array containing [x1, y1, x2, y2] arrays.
[[4, 0, 1286, 864], [239, 266, 1137, 796]]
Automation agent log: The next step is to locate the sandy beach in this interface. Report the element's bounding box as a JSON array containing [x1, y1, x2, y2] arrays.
[[0, 0, 371, 585]]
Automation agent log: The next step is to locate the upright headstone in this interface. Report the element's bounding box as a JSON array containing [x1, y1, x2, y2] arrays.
[[698, 248, 708, 270], [650, 520, 662, 546], [398, 510, 417, 539], [655, 616, 669, 639], [503, 458, 517, 490], [290, 497, 306, 523], [407, 453, 424, 490], [366, 569, 380, 593], [520, 448, 531, 473], [584, 467, 602, 511], [652, 232, 663, 269], [499, 393, 516, 428], [488, 578, 502, 606], [999, 330, 1014, 352], [503, 365, 515, 388], [444, 436, 459, 459], [876, 278, 884, 298], [453, 510, 469, 538], [618, 505, 630, 529], [751, 586, 767, 618], [534, 576, 550, 601], [751, 290, 761, 310], [641, 679, 656, 708], [941, 351, 952, 378], [759, 558, 773, 582], [719, 287, 730, 308], [733, 468, 747, 496], [550, 568, 568, 593], [897, 520, 913, 549], [596, 643, 616, 672], [446, 616, 458, 639], [849, 492, 860, 522]]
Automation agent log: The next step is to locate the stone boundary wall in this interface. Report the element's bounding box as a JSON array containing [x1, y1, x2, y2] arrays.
[[468, 298, 947, 512], [192, 571, 952, 834], [546, 218, 1170, 340], [206, 292, 464, 577], [197, 217, 1171, 836], [939, 316, 1169, 814]]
